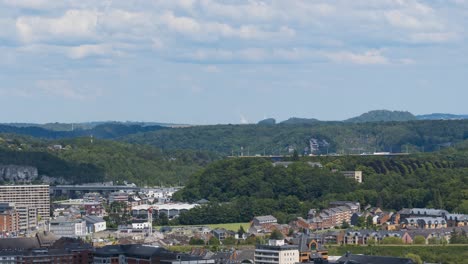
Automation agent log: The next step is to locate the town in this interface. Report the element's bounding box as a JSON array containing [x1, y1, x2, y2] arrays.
[[0, 181, 466, 263]]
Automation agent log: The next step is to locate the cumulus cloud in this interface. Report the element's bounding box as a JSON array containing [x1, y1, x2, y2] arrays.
[[1, 0, 465, 65]]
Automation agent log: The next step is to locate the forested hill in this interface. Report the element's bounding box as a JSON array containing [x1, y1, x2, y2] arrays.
[[123, 120, 468, 156], [345, 110, 416, 123], [0, 123, 167, 139], [173, 144, 468, 225], [0, 135, 216, 185]]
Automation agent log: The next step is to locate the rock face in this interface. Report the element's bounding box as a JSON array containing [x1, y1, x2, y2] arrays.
[[0, 165, 39, 183]]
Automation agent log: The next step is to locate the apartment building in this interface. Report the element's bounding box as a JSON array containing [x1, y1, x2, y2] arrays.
[[255, 240, 299, 264], [0, 185, 50, 231], [0, 185, 50, 219], [0, 203, 19, 234]]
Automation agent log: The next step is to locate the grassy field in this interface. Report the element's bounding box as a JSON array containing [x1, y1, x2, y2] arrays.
[[206, 222, 250, 232], [328, 245, 468, 264], [155, 222, 250, 232]]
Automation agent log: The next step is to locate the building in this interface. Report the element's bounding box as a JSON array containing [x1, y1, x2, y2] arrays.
[[0, 185, 50, 231], [49, 217, 87, 238], [83, 215, 106, 233], [255, 240, 299, 264], [131, 203, 199, 219], [252, 215, 278, 226], [0, 233, 92, 264], [94, 244, 213, 264], [0, 203, 19, 235], [108, 191, 129, 204], [308, 206, 353, 230], [83, 202, 104, 216], [341, 171, 362, 183]]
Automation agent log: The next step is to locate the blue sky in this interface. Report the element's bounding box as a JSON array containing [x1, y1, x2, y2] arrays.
[[0, 0, 467, 124]]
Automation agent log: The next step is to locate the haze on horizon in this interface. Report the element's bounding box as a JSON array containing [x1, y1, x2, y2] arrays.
[[0, 0, 467, 125]]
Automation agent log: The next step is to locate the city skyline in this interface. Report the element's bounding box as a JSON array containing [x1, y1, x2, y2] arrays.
[[0, 1, 467, 124]]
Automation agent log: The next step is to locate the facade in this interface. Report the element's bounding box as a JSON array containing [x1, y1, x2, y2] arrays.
[[49, 217, 87, 238], [308, 206, 353, 230], [0, 203, 19, 234], [0, 185, 50, 231], [83, 202, 104, 216], [252, 215, 278, 226], [108, 192, 129, 204], [341, 171, 363, 183], [84, 215, 106, 233], [255, 240, 299, 264]]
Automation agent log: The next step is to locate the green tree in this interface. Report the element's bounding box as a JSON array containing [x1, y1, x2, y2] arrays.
[[413, 235, 426, 245], [189, 237, 205, 245], [405, 253, 423, 264], [269, 229, 284, 240], [209, 237, 220, 245]]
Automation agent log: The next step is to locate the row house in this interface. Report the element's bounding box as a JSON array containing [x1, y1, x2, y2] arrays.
[[308, 206, 352, 230], [343, 230, 406, 245], [401, 217, 447, 229]]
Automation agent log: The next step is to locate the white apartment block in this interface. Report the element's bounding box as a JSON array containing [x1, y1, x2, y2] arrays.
[[255, 240, 299, 264], [0, 185, 50, 231]]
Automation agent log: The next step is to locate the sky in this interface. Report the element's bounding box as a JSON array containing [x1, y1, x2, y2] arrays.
[[0, 0, 467, 124]]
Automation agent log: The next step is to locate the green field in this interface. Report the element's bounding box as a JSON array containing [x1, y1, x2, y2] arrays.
[[329, 245, 468, 264], [155, 222, 250, 232], [207, 222, 250, 232]]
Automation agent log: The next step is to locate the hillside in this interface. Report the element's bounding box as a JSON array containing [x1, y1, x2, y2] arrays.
[[173, 144, 468, 224], [345, 110, 416, 123], [0, 135, 216, 185], [0, 123, 167, 139], [123, 120, 468, 156]]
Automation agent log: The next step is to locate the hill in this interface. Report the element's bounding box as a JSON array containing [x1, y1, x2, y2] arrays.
[[280, 117, 320, 125], [417, 113, 468, 120], [0, 123, 167, 139], [172, 144, 468, 224], [345, 110, 416, 123], [0, 135, 216, 185], [123, 120, 468, 156]]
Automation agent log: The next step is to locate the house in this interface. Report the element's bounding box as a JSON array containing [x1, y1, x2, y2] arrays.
[[83, 215, 106, 233], [446, 214, 468, 227], [401, 217, 447, 229]]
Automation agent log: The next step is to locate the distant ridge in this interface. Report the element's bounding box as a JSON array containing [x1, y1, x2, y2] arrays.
[[345, 110, 416, 123], [416, 113, 468, 120], [280, 117, 319, 125]]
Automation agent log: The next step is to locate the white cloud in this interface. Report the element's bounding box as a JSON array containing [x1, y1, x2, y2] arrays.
[[67, 44, 115, 59], [16, 10, 98, 43], [324, 50, 389, 65]]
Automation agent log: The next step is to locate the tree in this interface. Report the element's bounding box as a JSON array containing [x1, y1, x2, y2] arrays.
[[189, 237, 205, 245], [269, 229, 284, 240], [341, 221, 350, 229], [413, 235, 426, 245], [238, 225, 246, 237], [405, 253, 423, 264], [209, 237, 220, 245]]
